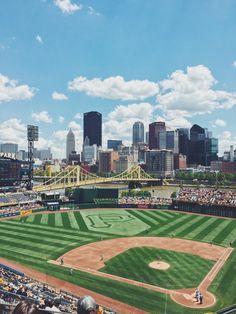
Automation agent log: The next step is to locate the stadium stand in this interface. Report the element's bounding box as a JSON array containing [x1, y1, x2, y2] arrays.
[[176, 188, 236, 207], [0, 265, 116, 313], [119, 196, 172, 206]]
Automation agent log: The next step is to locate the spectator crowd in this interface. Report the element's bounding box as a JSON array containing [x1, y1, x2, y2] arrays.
[[0, 265, 113, 313], [119, 196, 172, 206], [176, 188, 236, 207]]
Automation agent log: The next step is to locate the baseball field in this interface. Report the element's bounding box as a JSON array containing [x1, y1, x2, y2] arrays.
[[0, 208, 235, 313]]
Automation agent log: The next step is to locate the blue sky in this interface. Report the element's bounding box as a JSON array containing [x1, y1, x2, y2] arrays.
[[0, 0, 236, 157]]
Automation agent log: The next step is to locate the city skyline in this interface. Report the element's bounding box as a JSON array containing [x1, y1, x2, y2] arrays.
[[1, 1, 236, 157]]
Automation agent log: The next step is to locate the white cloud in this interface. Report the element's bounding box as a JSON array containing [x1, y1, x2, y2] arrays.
[[74, 112, 82, 119], [0, 119, 26, 148], [233, 60, 236, 68], [103, 103, 155, 146], [218, 131, 236, 155], [213, 119, 226, 128], [102, 102, 192, 147], [68, 75, 159, 101], [87, 6, 100, 16], [156, 65, 236, 117], [58, 116, 64, 123], [52, 121, 83, 156], [36, 35, 43, 44], [0, 73, 35, 103], [52, 91, 68, 101], [53, 0, 82, 14], [32, 111, 53, 123], [108, 103, 154, 121]]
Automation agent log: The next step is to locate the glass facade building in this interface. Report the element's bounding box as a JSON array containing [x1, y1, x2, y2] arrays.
[[84, 111, 102, 147]]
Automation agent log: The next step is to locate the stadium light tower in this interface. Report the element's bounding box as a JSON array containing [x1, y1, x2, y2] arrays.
[[27, 125, 39, 190]]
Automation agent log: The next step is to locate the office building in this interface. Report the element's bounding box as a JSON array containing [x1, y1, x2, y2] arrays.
[[174, 154, 187, 170], [107, 140, 122, 151], [133, 121, 144, 145], [82, 145, 98, 164], [34, 148, 52, 160], [114, 155, 135, 173], [119, 145, 139, 163], [189, 124, 218, 166], [149, 122, 166, 149], [178, 128, 189, 156], [66, 129, 75, 161], [84, 111, 102, 146], [145, 149, 174, 178], [0, 143, 18, 154], [98, 150, 119, 173], [68, 151, 80, 165]]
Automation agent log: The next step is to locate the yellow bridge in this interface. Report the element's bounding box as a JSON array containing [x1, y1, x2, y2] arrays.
[[33, 165, 160, 192]]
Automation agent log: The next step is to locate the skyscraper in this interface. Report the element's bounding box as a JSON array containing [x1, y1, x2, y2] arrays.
[[84, 111, 102, 146], [149, 122, 166, 150], [178, 128, 189, 156], [66, 129, 75, 161], [133, 121, 144, 145]]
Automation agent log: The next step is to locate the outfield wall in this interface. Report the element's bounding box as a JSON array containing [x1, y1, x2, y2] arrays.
[[172, 200, 236, 218]]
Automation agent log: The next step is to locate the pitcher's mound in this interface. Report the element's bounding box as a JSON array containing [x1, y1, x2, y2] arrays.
[[149, 261, 170, 270]]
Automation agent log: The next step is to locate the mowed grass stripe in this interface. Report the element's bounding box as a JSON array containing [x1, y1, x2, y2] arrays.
[[0, 247, 45, 264], [0, 236, 56, 258], [48, 213, 55, 227], [0, 231, 67, 252], [155, 210, 180, 219], [24, 215, 35, 223], [183, 216, 216, 239], [192, 218, 226, 241], [0, 221, 93, 243], [201, 219, 230, 243], [32, 214, 42, 224], [139, 210, 167, 224], [0, 228, 73, 246], [131, 210, 159, 225], [172, 216, 202, 236], [67, 212, 80, 229], [157, 214, 195, 236], [219, 221, 236, 246], [155, 210, 178, 219], [40, 213, 49, 225], [55, 213, 63, 227], [11, 213, 110, 238], [61, 212, 72, 229], [150, 214, 195, 235], [126, 210, 156, 227], [73, 212, 89, 231], [176, 216, 209, 237]]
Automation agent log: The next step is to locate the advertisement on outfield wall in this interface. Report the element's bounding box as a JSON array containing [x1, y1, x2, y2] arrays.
[[137, 204, 150, 209], [20, 209, 32, 216]]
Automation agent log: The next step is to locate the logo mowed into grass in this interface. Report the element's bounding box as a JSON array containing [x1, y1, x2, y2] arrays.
[[86, 213, 135, 228]]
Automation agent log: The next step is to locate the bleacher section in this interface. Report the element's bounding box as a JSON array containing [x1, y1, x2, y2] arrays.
[[0, 264, 116, 313]]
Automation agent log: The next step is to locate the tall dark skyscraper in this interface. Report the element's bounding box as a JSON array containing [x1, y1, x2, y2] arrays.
[[133, 121, 144, 145], [189, 124, 205, 165], [83, 111, 102, 146], [178, 128, 189, 156], [149, 122, 166, 150]]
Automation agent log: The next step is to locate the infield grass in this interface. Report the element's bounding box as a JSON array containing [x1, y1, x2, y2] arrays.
[[100, 247, 214, 289]]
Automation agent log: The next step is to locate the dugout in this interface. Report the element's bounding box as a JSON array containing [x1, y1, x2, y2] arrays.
[[172, 200, 236, 218], [70, 187, 118, 204]]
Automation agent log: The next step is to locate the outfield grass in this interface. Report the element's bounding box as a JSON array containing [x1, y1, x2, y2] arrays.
[[0, 209, 235, 313]]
